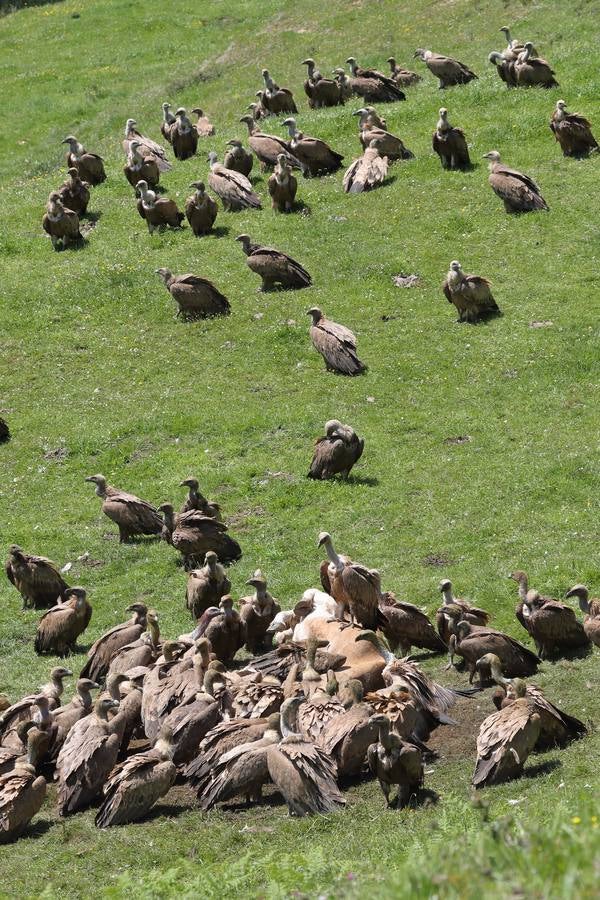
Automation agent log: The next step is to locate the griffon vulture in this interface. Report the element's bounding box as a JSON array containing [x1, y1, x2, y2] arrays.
[[85, 474, 163, 543], [236, 234, 311, 291], [414, 49, 477, 88], [443, 260, 500, 323], [483, 151, 548, 213], [155, 268, 230, 319], [185, 181, 218, 235], [307, 308, 366, 375]]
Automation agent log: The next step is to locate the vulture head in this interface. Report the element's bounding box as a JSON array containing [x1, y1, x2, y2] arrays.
[[387, 56, 397, 67], [76, 677, 100, 694], [455, 620, 472, 639], [125, 118, 137, 135], [368, 711, 390, 729], [306, 306, 323, 325], [180, 477, 200, 490], [219, 595, 235, 615], [226, 139, 242, 148], [261, 68, 270, 78], [47, 192, 63, 213], [162, 102, 171, 112], [499, 26, 511, 38], [345, 56, 358, 70], [475, 652, 506, 686], [281, 117, 298, 137], [204, 550, 218, 571], [190, 108, 204, 118], [352, 108, 369, 121], [317, 530, 332, 549], [488, 51, 505, 65], [155, 267, 172, 284], [63, 586, 87, 602], [85, 473, 107, 495], [439, 578, 453, 592], [207, 151, 219, 166], [8, 544, 25, 561], [324, 419, 344, 438], [157, 503, 175, 530], [332, 67, 345, 76], [555, 99, 567, 118], [246, 570, 267, 590], [565, 584, 589, 605], [62, 135, 78, 146], [302, 58, 315, 68], [50, 665, 73, 681], [96, 697, 120, 719], [507, 678, 527, 699], [67, 166, 80, 181], [175, 107, 186, 119], [448, 260, 462, 278], [413, 49, 428, 60], [235, 234, 252, 253], [125, 602, 148, 620], [189, 181, 207, 197], [135, 179, 152, 200], [483, 150, 501, 167]]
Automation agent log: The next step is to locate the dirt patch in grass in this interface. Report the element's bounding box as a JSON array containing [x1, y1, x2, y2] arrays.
[[444, 435, 471, 445], [428, 694, 490, 767], [423, 553, 453, 567]]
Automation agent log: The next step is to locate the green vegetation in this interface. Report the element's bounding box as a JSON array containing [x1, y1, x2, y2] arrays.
[[1, 0, 599, 896]]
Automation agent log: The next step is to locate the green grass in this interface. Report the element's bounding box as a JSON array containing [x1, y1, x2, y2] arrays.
[[1, 0, 600, 895]]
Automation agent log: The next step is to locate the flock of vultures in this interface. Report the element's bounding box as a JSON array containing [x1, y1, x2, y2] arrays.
[[2, 24, 599, 843]]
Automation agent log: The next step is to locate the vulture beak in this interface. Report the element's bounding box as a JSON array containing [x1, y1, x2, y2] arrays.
[[84, 475, 96, 482]]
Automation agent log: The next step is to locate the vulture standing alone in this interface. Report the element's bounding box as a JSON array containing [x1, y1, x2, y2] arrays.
[[85, 474, 163, 543], [308, 420, 364, 481], [155, 268, 230, 320], [414, 49, 477, 88], [5, 544, 69, 609], [565, 585, 600, 648], [34, 587, 92, 657], [239, 115, 299, 171], [224, 139, 253, 176], [268, 154, 298, 212], [123, 140, 160, 189], [472, 686, 540, 787], [307, 307, 366, 375], [170, 108, 198, 161], [436, 579, 490, 644], [80, 603, 148, 683], [514, 43, 558, 88], [207, 152, 261, 211], [136, 181, 184, 232], [387, 57, 421, 86], [236, 234, 311, 291], [367, 713, 423, 807], [159, 503, 242, 567], [184, 181, 218, 236], [483, 151, 548, 213], [282, 118, 344, 177], [442, 260, 500, 323], [57, 168, 90, 216], [62, 135, 106, 185], [345, 57, 406, 102], [42, 193, 82, 250], [343, 140, 389, 194], [191, 108, 216, 137], [302, 59, 344, 108], [260, 69, 298, 115], [122, 118, 171, 171], [550, 100, 598, 157], [432, 108, 471, 170]]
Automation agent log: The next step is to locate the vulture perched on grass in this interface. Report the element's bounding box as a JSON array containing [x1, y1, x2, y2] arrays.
[[186, 551, 231, 620], [379, 594, 446, 656], [436, 579, 490, 644], [159, 503, 242, 567], [260, 69, 298, 114], [483, 151, 548, 213], [0, 418, 9, 443], [185, 181, 218, 236], [239, 571, 281, 652], [34, 587, 92, 657], [343, 141, 389, 194], [136, 181, 184, 232], [160, 102, 176, 143], [268, 154, 298, 212], [472, 685, 540, 787], [236, 234, 311, 291], [432, 107, 470, 170], [550, 100, 598, 157], [414, 49, 477, 88], [354, 106, 387, 130], [282, 118, 344, 177], [356, 119, 413, 161], [498, 25, 533, 61], [191, 108, 215, 137], [387, 57, 421, 86], [62, 135, 106, 185], [345, 58, 406, 102], [239, 115, 299, 171], [368, 713, 423, 807], [0, 728, 47, 843], [47, 679, 100, 763], [155, 268, 230, 320], [57, 168, 90, 216], [332, 68, 355, 103], [307, 307, 366, 376], [42, 193, 82, 250], [180, 478, 222, 519], [514, 43, 558, 88], [488, 52, 517, 87], [122, 118, 171, 171], [318, 532, 383, 629], [316, 680, 377, 778], [302, 59, 344, 108], [449, 620, 541, 681], [85, 474, 163, 543], [443, 260, 500, 323], [123, 140, 160, 189], [80, 603, 148, 683], [521, 590, 590, 659], [565, 585, 600, 648], [5, 544, 69, 610], [224, 139, 253, 176], [207, 152, 261, 211], [170, 108, 198, 160], [308, 420, 364, 481]]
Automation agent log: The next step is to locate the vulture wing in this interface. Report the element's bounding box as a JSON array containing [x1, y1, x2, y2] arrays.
[[266, 735, 346, 815]]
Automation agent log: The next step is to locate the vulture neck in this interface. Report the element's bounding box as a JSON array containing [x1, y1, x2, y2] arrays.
[[520, 45, 532, 62], [71, 141, 84, 157], [280, 702, 300, 739], [376, 717, 393, 751], [515, 575, 528, 601], [129, 147, 143, 167], [78, 686, 94, 708], [555, 106, 566, 122], [140, 186, 156, 207], [322, 537, 344, 572], [34, 701, 52, 728], [437, 114, 450, 134], [285, 121, 299, 139], [441, 585, 454, 605], [49, 674, 66, 697], [489, 658, 510, 687], [147, 619, 160, 646]]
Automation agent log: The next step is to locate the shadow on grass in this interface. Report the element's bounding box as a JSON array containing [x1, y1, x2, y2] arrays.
[[347, 474, 379, 487], [523, 758, 562, 779], [140, 801, 192, 823], [22, 817, 54, 841]]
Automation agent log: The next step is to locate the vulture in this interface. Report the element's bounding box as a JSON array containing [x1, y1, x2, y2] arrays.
[[239, 571, 281, 652], [498, 25, 533, 61], [302, 59, 344, 108], [62, 135, 106, 185], [550, 100, 598, 157], [170, 108, 198, 160], [565, 585, 600, 648], [386, 57, 421, 86], [307, 307, 366, 376], [345, 57, 406, 102], [514, 43, 558, 88], [42, 193, 81, 250], [141, 642, 196, 742], [367, 713, 423, 807], [239, 115, 299, 171], [379, 594, 446, 656], [85, 473, 163, 543], [123, 140, 160, 189], [160, 102, 176, 143], [186, 551, 231, 620], [477, 653, 587, 748], [180, 477, 222, 519], [247, 100, 267, 121], [135, 180, 185, 233], [161, 664, 222, 766], [413, 49, 478, 88], [185, 181, 218, 236], [47, 678, 100, 762], [521, 590, 590, 659], [483, 151, 548, 213], [34, 587, 92, 657], [436, 579, 490, 644], [318, 532, 383, 629], [202, 596, 246, 662], [354, 106, 387, 130], [0, 722, 34, 777], [191, 108, 215, 137], [224, 139, 253, 176], [265, 697, 346, 816], [449, 620, 541, 681], [107, 612, 161, 676], [0, 728, 47, 843], [236, 234, 311, 291], [0, 667, 71, 752], [0, 418, 9, 443], [509, 570, 542, 634], [122, 118, 171, 171], [357, 119, 413, 161], [159, 503, 242, 566], [442, 260, 500, 323], [95, 726, 176, 827], [57, 168, 90, 216], [432, 107, 471, 170], [260, 68, 298, 115], [343, 141, 389, 194], [155, 268, 230, 320], [308, 419, 364, 481], [488, 52, 517, 87], [282, 118, 344, 177], [472, 686, 540, 787], [207, 152, 261, 211], [5, 544, 69, 609], [231, 671, 283, 720], [80, 603, 148, 682], [267, 154, 298, 212], [332, 68, 355, 103], [317, 680, 378, 777], [56, 697, 123, 815]]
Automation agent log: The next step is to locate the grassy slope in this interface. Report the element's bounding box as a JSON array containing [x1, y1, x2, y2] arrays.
[[1, 0, 599, 895]]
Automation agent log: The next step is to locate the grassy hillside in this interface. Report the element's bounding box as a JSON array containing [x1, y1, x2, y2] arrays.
[[1, 0, 599, 896]]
